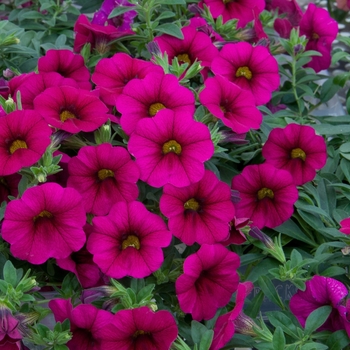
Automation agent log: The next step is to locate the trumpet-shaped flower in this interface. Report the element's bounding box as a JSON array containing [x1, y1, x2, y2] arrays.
[[154, 25, 219, 67], [290, 275, 348, 332], [92, 53, 162, 106], [88, 201, 172, 279], [99, 307, 178, 349], [74, 14, 134, 54], [199, 75, 262, 133], [34, 86, 110, 134], [117, 72, 195, 135], [160, 170, 235, 245], [231, 163, 298, 229], [38, 49, 91, 90], [200, 0, 265, 27], [0, 110, 52, 176], [56, 224, 104, 288], [128, 109, 214, 188], [176, 244, 240, 321], [262, 124, 327, 185], [2, 183, 86, 264], [67, 143, 139, 216], [299, 4, 338, 72], [12, 72, 79, 110], [211, 42, 280, 105], [49, 299, 114, 350]]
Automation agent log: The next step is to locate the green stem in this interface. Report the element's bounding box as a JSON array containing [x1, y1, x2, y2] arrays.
[[291, 56, 303, 117]]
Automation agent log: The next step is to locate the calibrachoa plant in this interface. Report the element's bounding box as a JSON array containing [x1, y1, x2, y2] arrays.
[[2, 0, 350, 349]]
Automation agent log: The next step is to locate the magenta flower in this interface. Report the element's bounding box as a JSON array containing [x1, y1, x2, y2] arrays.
[[154, 25, 219, 67], [34, 86, 110, 134], [67, 143, 139, 216], [12, 72, 79, 110], [201, 0, 265, 27], [92, 0, 137, 31], [340, 218, 350, 235], [176, 244, 240, 321], [210, 282, 253, 350], [0, 174, 20, 204], [49, 299, 114, 350], [299, 4, 338, 72], [99, 307, 178, 349], [0, 110, 52, 176], [92, 53, 163, 106], [2, 183, 86, 264], [266, 0, 303, 26], [88, 201, 172, 279], [128, 109, 214, 188], [56, 224, 104, 288], [74, 14, 134, 54], [38, 49, 91, 90], [290, 276, 348, 332], [199, 75, 262, 133], [0, 306, 23, 350], [262, 124, 327, 185], [231, 163, 298, 229], [117, 72, 195, 135], [160, 170, 235, 245], [220, 217, 249, 246], [211, 42, 280, 105]]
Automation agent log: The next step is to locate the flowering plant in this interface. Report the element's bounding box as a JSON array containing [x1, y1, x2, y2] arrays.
[[1, 0, 350, 349]]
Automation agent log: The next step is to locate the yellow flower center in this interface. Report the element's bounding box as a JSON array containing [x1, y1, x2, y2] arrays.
[[184, 198, 200, 211], [290, 147, 306, 161], [220, 105, 227, 113], [33, 210, 53, 222], [122, 235, 140, 250], [177, 53, 191, 65], [0, 177, 6, 186], [148, 102, 166, 116], [162, 140, 182, 155], [312, 33, 319, 39], [257, 188, 274, 200], [97, 169, 115, 181], [236, 66, 253, 80], [9, 140, 27, 154], [60, 110, 76, 122], [223, 0, 233, 3]]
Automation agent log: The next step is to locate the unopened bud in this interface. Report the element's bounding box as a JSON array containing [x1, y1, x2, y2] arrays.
[[3, 68, 15, 79], [233, 313, 258, 336]]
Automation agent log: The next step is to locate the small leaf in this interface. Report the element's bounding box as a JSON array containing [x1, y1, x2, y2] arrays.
[[304, 305, 332, 335], [108, 6, 136, 19], [191, 320, 208, 344], [3, 261, 17, 287], [258, 276, 284, 309], [155, 23, 183, 39], [272, 326, 286, 350], [199, 329, 214, 350]]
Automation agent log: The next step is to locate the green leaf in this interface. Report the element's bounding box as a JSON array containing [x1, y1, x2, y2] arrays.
[[0, 280, 9, 294], [267, 311, 300, 339], [326, 330, 350, 350], [304, 305, 332, 335], [20, 10, 44, 19], [3, 261, 17, 287], [272, 326, 286, 350], [191, 320, 209, 344], [156, 11, 175, 20], [155, 23, 183, 39], [274, 219, 317, 247], [136, 284, 155, 303], [199, 329, 214, 350], [156, 0, 186, 4], [258, 276, 284, 309], [319, 78, 341, 102], [301, 342, 328, 350], [108, 6, 136, 19], [320, 266, 346, 277]]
